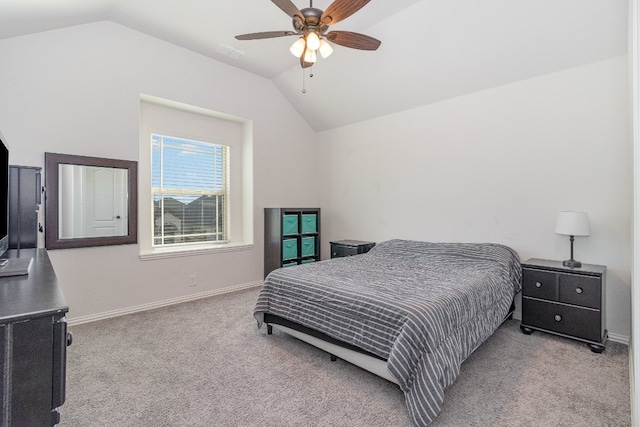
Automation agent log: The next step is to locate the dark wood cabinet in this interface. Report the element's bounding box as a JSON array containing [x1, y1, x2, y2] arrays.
[[264, 208, 320, 278], [9, 166, 41, 249], [0, 249, 69, 426], [330, 240, 375, 258], [520, 258, 607, 353]]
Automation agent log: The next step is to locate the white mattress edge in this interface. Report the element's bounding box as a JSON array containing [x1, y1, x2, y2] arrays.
[[272, 324, 399, 385]]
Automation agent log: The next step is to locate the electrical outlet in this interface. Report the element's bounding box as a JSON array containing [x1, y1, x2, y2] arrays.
[[189, 274, 197, 287]]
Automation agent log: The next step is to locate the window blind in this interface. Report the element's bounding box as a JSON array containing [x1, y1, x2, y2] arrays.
[[151, 134, 229, 246]]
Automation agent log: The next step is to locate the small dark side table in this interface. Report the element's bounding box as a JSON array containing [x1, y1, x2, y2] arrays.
[[520, 258, 607, 353], [330, 240, 376, 258]]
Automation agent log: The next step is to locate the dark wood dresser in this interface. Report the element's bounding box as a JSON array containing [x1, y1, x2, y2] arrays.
[[0, 249, 69, 426], [520, 258, 606, 353]]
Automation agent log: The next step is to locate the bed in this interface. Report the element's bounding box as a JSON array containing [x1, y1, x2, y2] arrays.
[[254, 239, 522, 426]]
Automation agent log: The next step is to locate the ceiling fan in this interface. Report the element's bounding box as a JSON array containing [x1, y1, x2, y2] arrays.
[[235, 0, 381, 69]]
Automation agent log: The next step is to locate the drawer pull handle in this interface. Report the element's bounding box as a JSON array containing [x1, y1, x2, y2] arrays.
[[575, 287, 583, 294], [554, 314, 562, 322], [535, 282, 542, 288]]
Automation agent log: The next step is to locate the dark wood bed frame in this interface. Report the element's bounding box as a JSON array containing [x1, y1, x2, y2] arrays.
[[264, 299, 516, 362]]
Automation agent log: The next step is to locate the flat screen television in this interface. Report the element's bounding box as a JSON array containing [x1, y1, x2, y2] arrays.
[[0, 134, 9, 257], [0, 132, 31, 276]]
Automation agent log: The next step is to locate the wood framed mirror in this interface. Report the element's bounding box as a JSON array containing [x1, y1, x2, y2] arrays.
[[44, 152, 137, 249]]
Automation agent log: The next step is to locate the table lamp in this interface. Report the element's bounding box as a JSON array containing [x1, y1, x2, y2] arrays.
[[555, 211, 590, 268]]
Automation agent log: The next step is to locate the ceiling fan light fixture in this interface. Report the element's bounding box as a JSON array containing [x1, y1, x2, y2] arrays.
[[234, 0, 382, 71], [303, 48, 317, 63], [290, 37, 306, 57], [306, 31, 321, 50], [318, 39, 334, 58]]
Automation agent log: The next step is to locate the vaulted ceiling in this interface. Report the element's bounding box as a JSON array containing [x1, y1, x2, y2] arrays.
[[0, 0, 629, 131]]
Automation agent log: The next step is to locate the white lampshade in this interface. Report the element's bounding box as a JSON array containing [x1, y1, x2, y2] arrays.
[[555, 211, 590, 236], [306, 32, 320, 50], [303, 48, 317, 63], [289, 38, 306, 58], [318, 39, 334, 58]]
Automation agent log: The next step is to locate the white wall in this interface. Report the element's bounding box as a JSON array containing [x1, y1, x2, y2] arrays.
[[318, 56, 632, 340], [0, 21, 319, 320]]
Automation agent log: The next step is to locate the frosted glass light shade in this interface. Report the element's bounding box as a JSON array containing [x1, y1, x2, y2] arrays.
[[306, 32, 320, 50], [318, 39, 334, 58], [555, 211, 590, 236], [303, 49, 317, 63], [290, 38, 306, 57]]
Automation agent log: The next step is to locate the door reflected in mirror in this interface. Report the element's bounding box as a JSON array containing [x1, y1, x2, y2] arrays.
[[45, 153, 137, 249], [58, 164, 129, 239]]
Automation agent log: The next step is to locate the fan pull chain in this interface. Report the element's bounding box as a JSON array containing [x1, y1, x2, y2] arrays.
[[301, 68, 306, 93], [301, 67, 315, 94]]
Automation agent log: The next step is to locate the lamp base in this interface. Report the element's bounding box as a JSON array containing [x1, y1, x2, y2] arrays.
[[562, 259, 582, 269]]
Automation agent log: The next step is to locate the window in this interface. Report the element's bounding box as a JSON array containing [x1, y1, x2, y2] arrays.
[[139, 95, 253, 260], [151, 134, 229, 247]]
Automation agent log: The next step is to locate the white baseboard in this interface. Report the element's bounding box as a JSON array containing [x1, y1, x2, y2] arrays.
[[608, 332, 630, 346], [67, 280, 263, 326]]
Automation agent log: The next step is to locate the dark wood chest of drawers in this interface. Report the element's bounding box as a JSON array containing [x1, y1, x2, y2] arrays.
[[520, 258, 607, 353]]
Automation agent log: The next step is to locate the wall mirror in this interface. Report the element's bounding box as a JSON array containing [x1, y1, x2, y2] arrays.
[[44, 152, 138, 249]]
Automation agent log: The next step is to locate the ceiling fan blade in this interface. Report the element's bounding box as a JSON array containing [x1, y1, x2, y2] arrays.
[[321, 0, 370, 26], [325, 31, 381, 50], [272, 0, 304, 20], [235, 31, 297, 40]]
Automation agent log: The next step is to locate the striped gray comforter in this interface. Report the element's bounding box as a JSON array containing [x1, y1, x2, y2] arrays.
[[254, 239, 522, 426]]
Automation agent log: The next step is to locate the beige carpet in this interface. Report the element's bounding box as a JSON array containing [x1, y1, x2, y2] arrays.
[[60, 287, 630, 426]]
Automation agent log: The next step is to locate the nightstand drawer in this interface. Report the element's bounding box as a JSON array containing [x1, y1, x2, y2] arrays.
[[332, 245, 359, 258], [522, 298, 601, 342], [330, 240, 376, 258], [559, 274, 601, 309], [522, 269, 558, 300]]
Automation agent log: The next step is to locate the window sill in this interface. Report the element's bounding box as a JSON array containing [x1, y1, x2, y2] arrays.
[[139, 242, 254, 261]]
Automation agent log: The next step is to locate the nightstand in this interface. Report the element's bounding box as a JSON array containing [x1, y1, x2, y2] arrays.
[[330, 240, 375, 258], [520, 258, 607, 353]]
